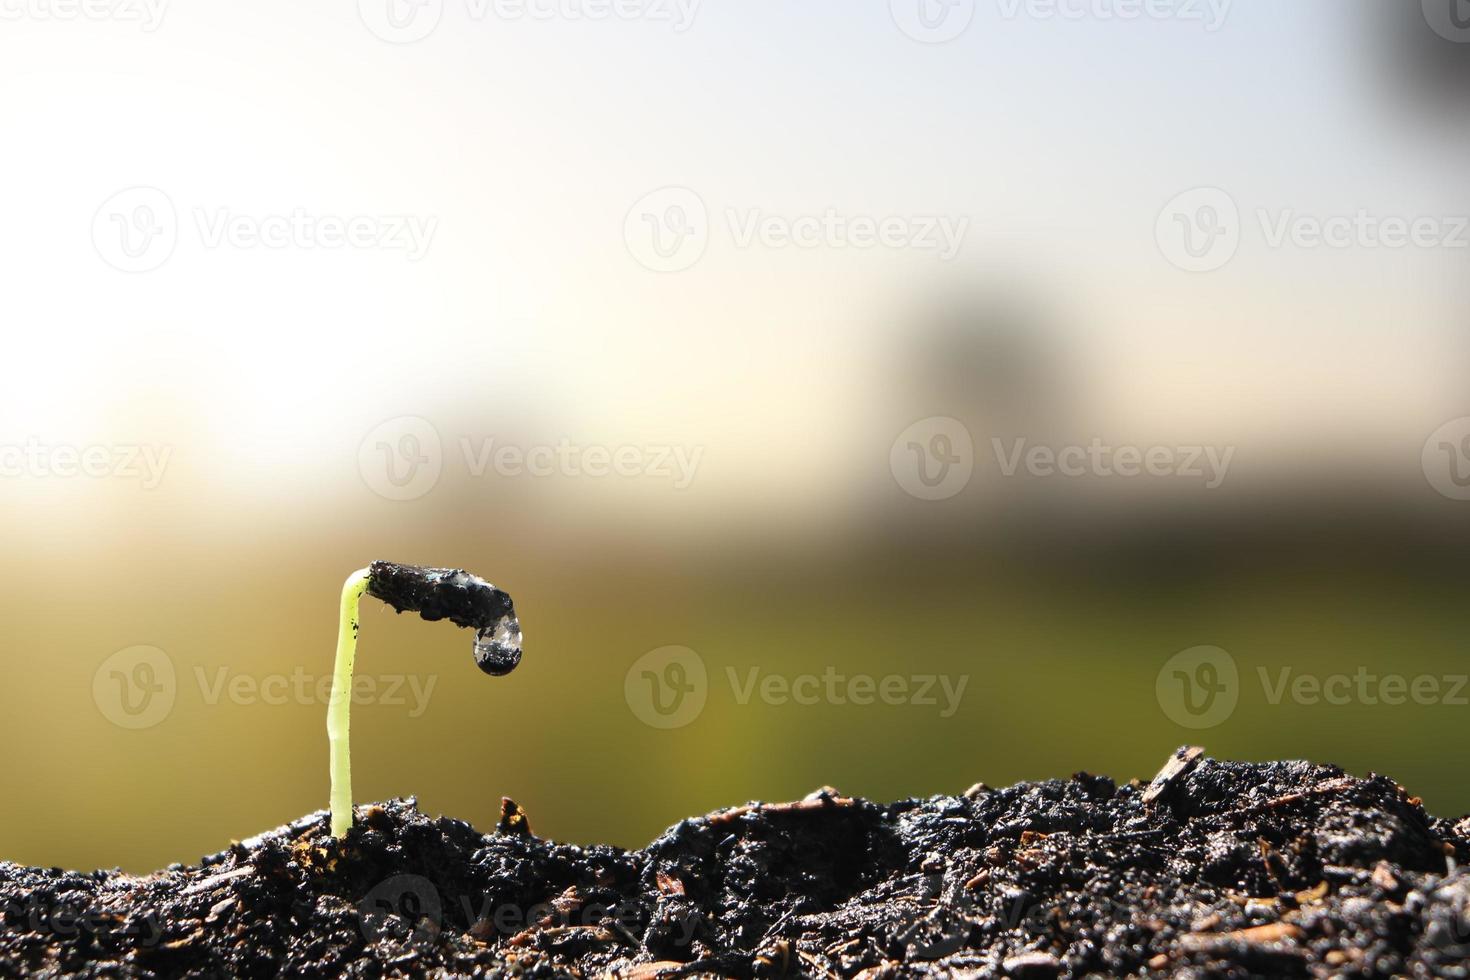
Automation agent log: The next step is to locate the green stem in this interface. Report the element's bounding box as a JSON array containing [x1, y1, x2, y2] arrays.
[[328, 568, 371, 838]]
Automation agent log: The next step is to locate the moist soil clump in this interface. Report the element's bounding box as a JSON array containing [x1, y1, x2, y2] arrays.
[[4, 751, 1469, 978]]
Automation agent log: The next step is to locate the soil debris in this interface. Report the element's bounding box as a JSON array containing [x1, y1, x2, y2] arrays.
[[3, 751, 1468, 978], [1141, 744, 1204, 806]]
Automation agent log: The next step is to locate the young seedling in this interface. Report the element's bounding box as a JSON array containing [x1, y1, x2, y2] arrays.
[[328, 560, 523, 838]]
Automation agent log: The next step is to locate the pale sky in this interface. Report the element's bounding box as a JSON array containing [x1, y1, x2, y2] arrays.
[[1, 0, 1465, 522]]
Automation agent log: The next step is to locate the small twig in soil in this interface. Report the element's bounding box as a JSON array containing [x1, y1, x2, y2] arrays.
[[702, 795, 857, 828], [1142, 745, 1205, 806], [180, 866, 254, 896], [1203, 777, 1359, 824]]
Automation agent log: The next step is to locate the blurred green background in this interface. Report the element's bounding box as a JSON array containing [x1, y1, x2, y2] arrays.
[[6, 502, 1469, 874]]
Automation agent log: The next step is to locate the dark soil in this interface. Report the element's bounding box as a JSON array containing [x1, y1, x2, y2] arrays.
[[5, 750, 1470, 978]]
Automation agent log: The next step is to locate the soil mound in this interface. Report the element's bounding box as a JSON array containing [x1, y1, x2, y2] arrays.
[[4, 751, 1468, 978]]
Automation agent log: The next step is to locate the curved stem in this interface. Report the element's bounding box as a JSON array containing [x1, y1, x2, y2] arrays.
[[328, 568, 371, 838]]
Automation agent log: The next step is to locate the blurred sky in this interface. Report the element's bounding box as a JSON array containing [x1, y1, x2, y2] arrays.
[[2, 1, 1469, 872], [2, 0, 1466, 503]]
